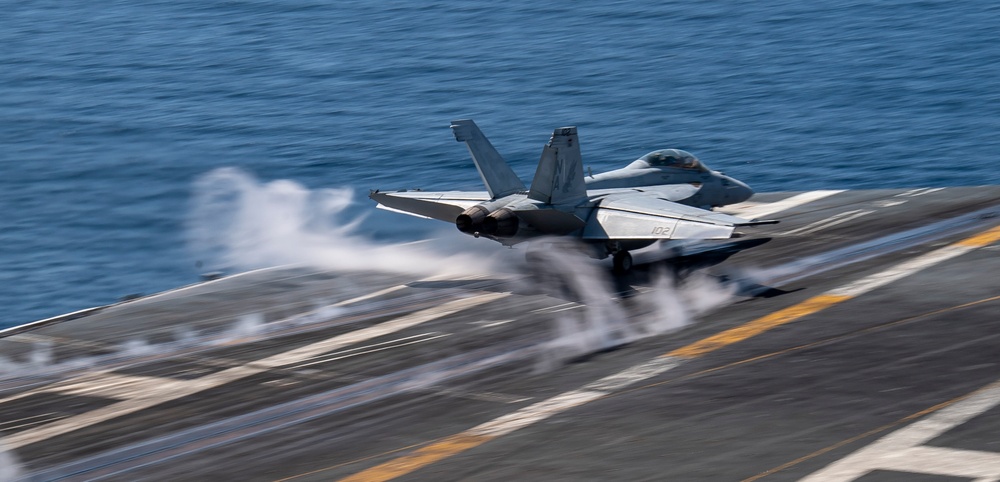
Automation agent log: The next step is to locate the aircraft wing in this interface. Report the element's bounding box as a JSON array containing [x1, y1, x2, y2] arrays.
[[581, 193, 755, 240], [369, 190, 489, 222]]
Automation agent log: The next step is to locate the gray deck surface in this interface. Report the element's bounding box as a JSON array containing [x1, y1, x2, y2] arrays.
[[2, 186, 1000, 481]]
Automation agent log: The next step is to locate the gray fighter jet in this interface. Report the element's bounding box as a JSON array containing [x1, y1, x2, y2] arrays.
[[370, 120, 773, 272]]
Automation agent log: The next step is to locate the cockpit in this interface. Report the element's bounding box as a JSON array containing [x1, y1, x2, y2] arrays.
[[628, 149, 708, 171]]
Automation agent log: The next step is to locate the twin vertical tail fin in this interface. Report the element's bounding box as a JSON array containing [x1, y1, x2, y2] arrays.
[[450, 119, 526, 199], [528, 126, 587, 206], [450, 120, 587, 207]]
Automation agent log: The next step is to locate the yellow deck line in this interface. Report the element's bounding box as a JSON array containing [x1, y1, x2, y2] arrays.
[[957, 224, 1000, 247], [666, 294, 851, 358], [339, 434, 490, 482]]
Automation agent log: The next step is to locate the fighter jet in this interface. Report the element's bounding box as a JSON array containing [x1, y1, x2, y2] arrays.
[[370, 120, 773, 272]]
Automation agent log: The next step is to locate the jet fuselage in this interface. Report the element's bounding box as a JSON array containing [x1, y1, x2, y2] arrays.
[[585, 150, 753, 209]]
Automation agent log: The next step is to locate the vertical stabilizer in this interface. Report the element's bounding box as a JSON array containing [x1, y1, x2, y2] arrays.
[[450, 119, 526, 199], [528, 126, 587, 206]]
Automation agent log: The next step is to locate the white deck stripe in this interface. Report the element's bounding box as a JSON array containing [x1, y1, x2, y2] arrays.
[[332, 285, 408, 307], [3, 292, 507, 450], [582, 356, 682, 393], [477, 319, 515, 328], [465, 357, 682, 438], [47, 374, 186, 401], [291, 333, 439, 364], [917, 187, 946, 196], [783, 210, 874, 236], [828, 244, 974, 297], [0, 414, 55, 430], [722, 190, 844, 219], [329, 273, 482, 307], [803, 380, 1000, 481], [290, 333, 451, 369], [469, 390, 606, 437]]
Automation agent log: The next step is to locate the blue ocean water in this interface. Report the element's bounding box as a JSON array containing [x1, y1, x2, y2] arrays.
[[2, 1, 999, 327]]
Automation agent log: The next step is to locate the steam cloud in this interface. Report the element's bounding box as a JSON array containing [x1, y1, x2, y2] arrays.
[[187, 168, 501, 276], [0, 342, 57, 375], [0, 443, 21, 482], [526, 239, 735, 370]]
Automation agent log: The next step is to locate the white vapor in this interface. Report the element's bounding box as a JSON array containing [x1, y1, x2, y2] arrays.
[[529, 240, 636, 371], [633, 270, 735, 337], [0, 342, 56, 375], [0, 443, 21, 482], [0, 305, 350, 382], [213, 313, 266, 344], [527, 239, 735, 370], [187, 168, 499, 276], [119, 338, 159, 357]]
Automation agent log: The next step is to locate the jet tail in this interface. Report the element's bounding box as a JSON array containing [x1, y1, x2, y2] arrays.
[[528, 126, 587, 206], [450, 119, 526, 199]]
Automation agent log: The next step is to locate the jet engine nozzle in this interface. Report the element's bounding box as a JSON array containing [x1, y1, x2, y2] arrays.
[[482, 208, 519, 237], [456, 205, 490, 234]]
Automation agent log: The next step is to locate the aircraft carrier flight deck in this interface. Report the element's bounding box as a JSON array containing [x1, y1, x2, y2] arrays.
[[2, 186, 1000, 481]]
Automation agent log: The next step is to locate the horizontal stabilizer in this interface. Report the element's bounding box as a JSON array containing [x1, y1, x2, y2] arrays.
[[375, 204, 433, 219], [369, 190, 489, 223], [450, 120, 526, 199]]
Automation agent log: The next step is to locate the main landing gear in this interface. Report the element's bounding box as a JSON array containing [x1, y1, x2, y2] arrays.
[[612, 250, 633, 274]]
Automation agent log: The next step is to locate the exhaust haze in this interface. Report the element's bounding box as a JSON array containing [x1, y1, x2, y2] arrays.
[[187, 168, 502, 276], [526, 240, 735, 370]]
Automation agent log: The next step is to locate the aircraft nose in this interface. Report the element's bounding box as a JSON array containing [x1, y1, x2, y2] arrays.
[[726, 177, 754, 204]]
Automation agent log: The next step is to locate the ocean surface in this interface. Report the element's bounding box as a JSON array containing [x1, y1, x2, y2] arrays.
[[2, 1, 999, 328]]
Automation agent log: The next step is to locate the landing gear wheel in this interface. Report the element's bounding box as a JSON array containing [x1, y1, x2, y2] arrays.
[[612, 251, 633, 273]]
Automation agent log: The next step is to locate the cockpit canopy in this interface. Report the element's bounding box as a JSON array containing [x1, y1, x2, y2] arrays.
[[628, 149, 708, 171]]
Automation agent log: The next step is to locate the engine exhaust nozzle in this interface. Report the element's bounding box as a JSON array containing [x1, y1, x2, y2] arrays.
[[456, 205, 490, 234], [481, 208, 519, 237]]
